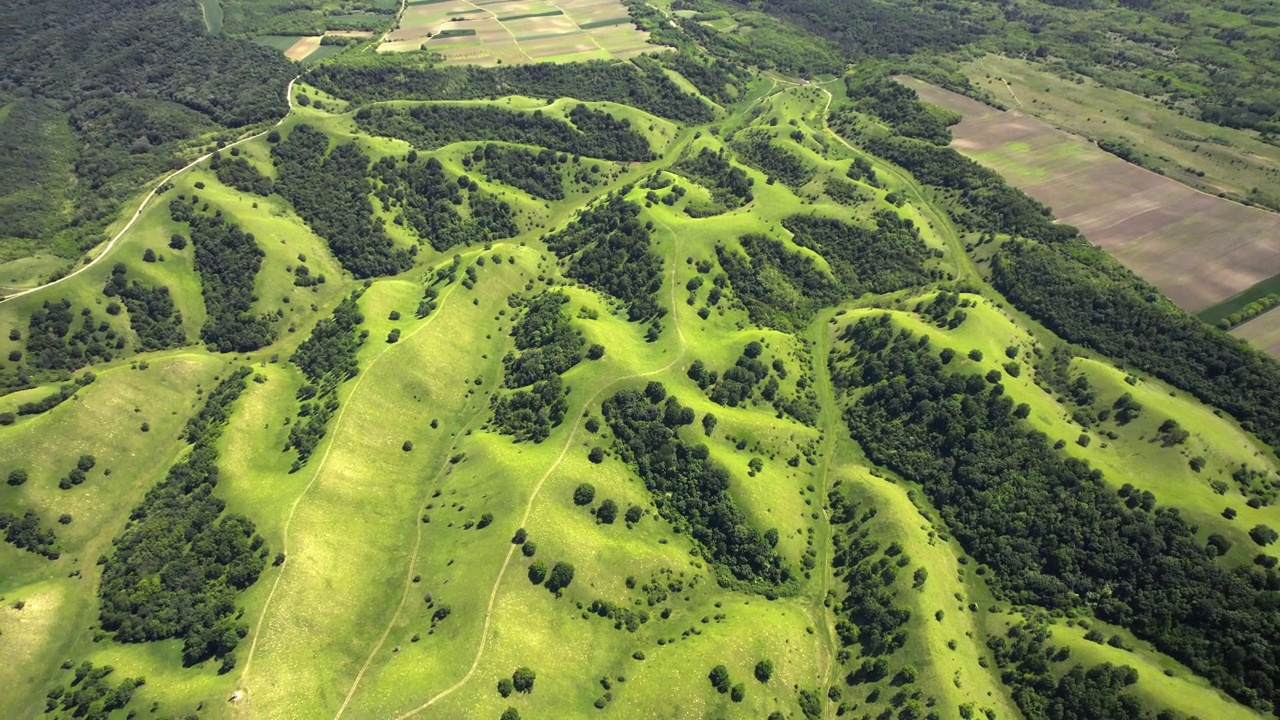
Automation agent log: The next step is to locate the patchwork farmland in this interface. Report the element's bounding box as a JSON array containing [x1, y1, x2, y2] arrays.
[[900, 77, 1280, 321], [379, 0, 659, 62]]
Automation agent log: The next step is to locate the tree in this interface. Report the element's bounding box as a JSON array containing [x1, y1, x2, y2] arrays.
[[528, 560, 547, 585], [497, 677, 513, 697], [142, 248, 157, 262], [545, 562, 575, 592], [587, 343, 605, 360], [588, 447, 605, 464], [597, 499, 618, 524], [574, 483, 596, 505], [702, 412, 718, 436], [754, 659, 774, 682], [730, 683, 745, 702], [625, 505, 643, 524], [512, 667, 536, 693], [500, 709, 520, 720], [709, 664, 731, 693], [169, 234, 187, 250], [7, 469, 28, 486], [1250, 524, 1278, 546]]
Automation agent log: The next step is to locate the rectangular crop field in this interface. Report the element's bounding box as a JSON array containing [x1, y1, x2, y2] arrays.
[[1233, 306, 1280, 358], [902, 77, 1280, 314], [377, 0, 664, 63]]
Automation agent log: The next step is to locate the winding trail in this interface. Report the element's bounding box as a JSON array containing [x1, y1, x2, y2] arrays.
[[0, 78, 298, 305], [382, 207, 689, 720], [237, 266, 472, 702]]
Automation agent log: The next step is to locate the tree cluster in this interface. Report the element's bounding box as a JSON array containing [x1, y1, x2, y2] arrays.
[[287, 292, 367, 470], [602, 382, 790, 588], [0, 509, 60, 559], [272, 124, 413, 278], [23, 299, 120, 372], [103, 263, 186, 351], [15, 373, 96, 417], [170, 199, 274, 353], [210, 152, 274, 197], [470, 145, 566, 201], [359, 103, 653, 162], [492, 291, 584, 442], [98, 367, 267, 668], [731, 128, 815, 187], [544, 195, 663, 322], [306, 56, 713, 124], [373, 154, 518, 252], [673, 148, 754, 210], [44, 662, 144, 717]]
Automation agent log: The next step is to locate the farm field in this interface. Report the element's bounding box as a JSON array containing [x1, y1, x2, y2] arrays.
[[901, 76, 1280, 315], [1235, 307, 1280, 358], [379, 0, 660, 62], [962, 55, 1280, 213]]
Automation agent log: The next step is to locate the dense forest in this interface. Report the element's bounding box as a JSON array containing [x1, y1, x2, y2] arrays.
[[286, 292, 367, 470], [98, 367, 266, 671], [469, 145, 566, 201], [544, 195, 663, 323], [210, 151, 274, 197], [357, 104, 653, 163], [0, 0, 292, 260], [602, 382, 791, 589], [307, 57, 714, 124], [492, 292, 584, 442], [833, 315, 1280, 712], [102, 264, 187, 351], [372, 154, 520, 252], [169, 199, 275, 353], [672, 148, 754, 211], [730, 129, 815, 187], [272, 124, 414, 278]]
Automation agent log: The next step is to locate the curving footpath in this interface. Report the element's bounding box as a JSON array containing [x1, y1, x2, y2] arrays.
[[0, 77, 298, 306]]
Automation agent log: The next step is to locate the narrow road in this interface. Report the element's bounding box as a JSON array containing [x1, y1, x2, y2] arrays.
[[0, 77, 299, 306]]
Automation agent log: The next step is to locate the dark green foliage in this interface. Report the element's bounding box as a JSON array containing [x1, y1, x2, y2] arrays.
[[210, 152, 274, 197], [833, 316, 1280, 711], [709, 344, 770, 407], [372, 154, 518, 253], [272, 124, 412, 278], [716, 235, 838, 332], [169, 201, 274, 352], [0, 509, 60, 559], [1, 0, 292, 261], [512, 666, 537, 693], [597, 499, 618, 524], [731, 128, 814, 186], [673, 148, 754, 210], [287, 292, 366, 470], [528, 560, 547, 584], [574, 483, 597, 506], [545, 195, 662, 322], [602, 385, 789, 588], [7, 469, 28, 486], [361, 104, 652, 163], [504, 292, 584, 388], [991, 240, 1280, 456], [22, 299, 117, 372], [545, 562, 575, 592], [471, 145, 565, 200], [709, 664, 731, 693], [988, 622, 1153, 720], [102, 264, 186, 350], [785, 212, 933, 296], [654, 50, 753, 105], [828, 496, 910, 657], [307, 57, 713, 124], [44, 662, 144, 717], [754, 659, 774, 682], [99, 367, 266, 667], [491, 376, 569, 443], [759, 0, 976, 59], [844, 70, 958, 145], [1251, 525, 1278, 547], [16, 373, 96, 417]]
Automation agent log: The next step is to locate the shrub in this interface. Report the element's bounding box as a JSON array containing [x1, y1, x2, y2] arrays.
[[512, 667, 536, 693], [730, 683, 745, 702], [588, 447, 604, 463], [967, 349, 983, 361], [625, 505, 643, 524], [709, 665, 730, 693], [497, 677, 513, 697], [1250, 524, 1278, 546], [597, 499, 618, 524], [7, 469, 27, 486], [574, 483, 596, 505], [754, 659, 773, 682], [528, 560, 547, 584], [545, 561, 575, 592], [587, 343, 605, 360]]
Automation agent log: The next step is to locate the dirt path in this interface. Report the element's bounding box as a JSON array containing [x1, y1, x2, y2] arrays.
[[0, 77, 298, 307], [385, 208, 689, 720]]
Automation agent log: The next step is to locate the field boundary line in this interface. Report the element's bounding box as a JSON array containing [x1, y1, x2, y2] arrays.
[[391, 203, 688, 719], [0, 78, 298, 306], [237, 264, 470, 703]]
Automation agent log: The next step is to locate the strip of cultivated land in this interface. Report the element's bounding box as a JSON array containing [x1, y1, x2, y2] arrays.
[[901, 77, 1280, 315]]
